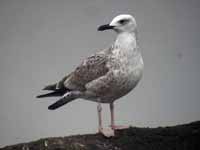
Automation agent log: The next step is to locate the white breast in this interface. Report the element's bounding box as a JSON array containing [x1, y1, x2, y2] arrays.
[[110, 32, 144, 93]]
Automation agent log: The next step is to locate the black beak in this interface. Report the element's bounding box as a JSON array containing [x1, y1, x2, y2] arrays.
[[97, 24, 114, 31]]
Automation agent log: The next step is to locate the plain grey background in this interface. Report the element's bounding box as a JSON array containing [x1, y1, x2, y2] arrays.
[[0, 0, 200, 147]]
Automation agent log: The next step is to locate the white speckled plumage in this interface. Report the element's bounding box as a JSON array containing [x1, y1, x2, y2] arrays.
[[37, 14, 144, 136], [83, 32, 143, 103]]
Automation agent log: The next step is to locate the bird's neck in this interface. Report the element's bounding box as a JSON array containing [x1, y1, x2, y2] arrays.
[[114, 31, 138, 51]]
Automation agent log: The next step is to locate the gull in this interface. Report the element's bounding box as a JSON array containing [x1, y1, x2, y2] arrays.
[[37, 14, 144, 137]]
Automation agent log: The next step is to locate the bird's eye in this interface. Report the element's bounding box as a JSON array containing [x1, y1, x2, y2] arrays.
[[119, 19, 129, 24]]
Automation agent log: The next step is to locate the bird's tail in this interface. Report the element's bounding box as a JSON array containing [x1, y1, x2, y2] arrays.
[[36, 90, 66, 98], [48, 91, 80, 110]]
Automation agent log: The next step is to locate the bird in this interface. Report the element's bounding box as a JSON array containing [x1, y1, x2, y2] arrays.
[[37, 14, 144, 137]]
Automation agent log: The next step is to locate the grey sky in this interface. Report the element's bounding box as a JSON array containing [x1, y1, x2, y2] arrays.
[[0, 0, 200, 147]]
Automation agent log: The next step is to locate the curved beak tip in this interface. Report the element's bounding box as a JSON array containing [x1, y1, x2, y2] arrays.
[[97, 24, 114, 31]]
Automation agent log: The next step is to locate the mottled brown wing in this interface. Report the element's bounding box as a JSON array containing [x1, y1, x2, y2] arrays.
[[63, 53, 110, 91], [64, 53, 109, 91]]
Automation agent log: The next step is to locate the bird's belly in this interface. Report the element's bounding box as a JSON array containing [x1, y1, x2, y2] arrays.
[[84, 67, 143, 103], [107, 68, 142, 101]]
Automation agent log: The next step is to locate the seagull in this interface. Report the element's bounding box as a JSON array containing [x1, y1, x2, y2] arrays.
[[37, 14, 144, 137]]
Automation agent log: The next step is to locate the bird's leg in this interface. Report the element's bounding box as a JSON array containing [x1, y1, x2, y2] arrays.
[[110, 102, 130, 130], [97, 102, 114, 137], [110, 102, 115, 129], [97, 103, 103, 132]]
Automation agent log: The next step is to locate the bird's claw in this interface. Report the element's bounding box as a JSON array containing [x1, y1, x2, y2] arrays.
[[99, 127, 115, 137], [110, 125, 130, 130]]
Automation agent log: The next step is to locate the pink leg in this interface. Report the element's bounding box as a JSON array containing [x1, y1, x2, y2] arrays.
[[110, 102, 130, 130], [97, 103, 114, 137], [97, 103, 103, 132], [110, 102, 115, 129]]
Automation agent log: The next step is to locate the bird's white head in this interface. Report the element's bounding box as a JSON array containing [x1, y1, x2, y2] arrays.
[[98, 14, 137, 33]]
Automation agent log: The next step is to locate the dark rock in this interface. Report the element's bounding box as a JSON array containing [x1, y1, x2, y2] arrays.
[[1, 121, 200, 150]]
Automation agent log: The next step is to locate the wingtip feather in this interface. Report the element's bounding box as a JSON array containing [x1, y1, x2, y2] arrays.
[[48, 105, 57, 110]]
